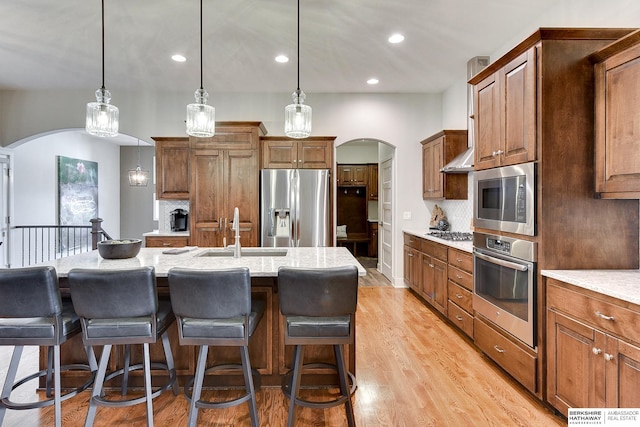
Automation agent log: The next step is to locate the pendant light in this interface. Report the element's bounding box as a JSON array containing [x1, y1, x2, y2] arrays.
[[86, 0, 119, 137], [284, 0, 312, 138], [128, 139, 149, 187], [186, 0, 215, 137]]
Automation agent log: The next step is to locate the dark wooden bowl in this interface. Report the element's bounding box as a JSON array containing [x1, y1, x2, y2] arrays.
[[97, 239, 142, 259]]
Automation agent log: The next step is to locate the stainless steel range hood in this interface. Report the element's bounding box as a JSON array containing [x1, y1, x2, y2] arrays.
[[441, 56, 489, 173]]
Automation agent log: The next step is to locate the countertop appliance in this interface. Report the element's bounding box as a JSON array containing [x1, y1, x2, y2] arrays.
[[473, 232, 537, 348], [260, 169, 330, 247], [474, 161, 535, 236], [170, 209, 188, 232]]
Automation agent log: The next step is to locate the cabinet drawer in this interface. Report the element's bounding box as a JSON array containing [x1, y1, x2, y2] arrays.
[[145, 236, 189, 248], [448, 281, 473, 313], [447, 300, 473, 338], [403, 233, 422, 250], [448, 248, 473, 273], [422, 240, 447, 261], [447, 265, 473, 291], [474, 316, 537, 393], [547, 279, 640, 345]]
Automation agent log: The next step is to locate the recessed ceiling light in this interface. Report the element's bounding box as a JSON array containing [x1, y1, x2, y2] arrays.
[[275, 55, 289, 63], [388, 33, 405, 44], [367, 78, 379, 85], [171, 54, 186, 62]]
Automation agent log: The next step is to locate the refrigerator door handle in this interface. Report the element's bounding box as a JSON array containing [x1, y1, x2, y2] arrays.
[[293, 169, 300, 247]]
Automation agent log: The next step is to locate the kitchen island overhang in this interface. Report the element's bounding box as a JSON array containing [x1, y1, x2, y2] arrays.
[[38, 247, 366, 389]]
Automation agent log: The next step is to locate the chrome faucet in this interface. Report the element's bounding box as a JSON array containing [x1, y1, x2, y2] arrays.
[[232, 207, 241, 257]]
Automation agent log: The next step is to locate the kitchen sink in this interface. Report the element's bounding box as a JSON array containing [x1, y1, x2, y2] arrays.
[[198, 248, 288, 257]]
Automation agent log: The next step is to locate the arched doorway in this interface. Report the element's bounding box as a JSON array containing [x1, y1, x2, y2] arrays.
[[336, 138, 395, 283]]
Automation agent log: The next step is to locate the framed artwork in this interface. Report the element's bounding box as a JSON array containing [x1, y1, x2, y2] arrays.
[[57, 156, 98, 226]]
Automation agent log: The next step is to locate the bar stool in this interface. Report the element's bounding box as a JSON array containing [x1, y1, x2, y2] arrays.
[[0, 266, 96, 427], [277, 266, 358, 427], [167, 267, 264, 427], [67, 266, 179, 427]]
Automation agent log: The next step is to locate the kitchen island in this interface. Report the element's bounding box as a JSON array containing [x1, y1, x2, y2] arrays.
[[39, 247, 366, 388]]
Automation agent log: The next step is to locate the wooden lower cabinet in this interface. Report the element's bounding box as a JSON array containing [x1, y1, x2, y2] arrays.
[[446, 248, 474, 338], [475, 315, 538, 394], [546, 278, 640, 416], [145, 235, 189, 248]]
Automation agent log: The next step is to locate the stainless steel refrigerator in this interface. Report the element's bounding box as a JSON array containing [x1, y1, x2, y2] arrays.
[[260, 169, 331, 247]]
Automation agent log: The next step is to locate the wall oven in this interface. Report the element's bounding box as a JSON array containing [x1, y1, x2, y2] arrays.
[[473, 232, 537, 348], [474, 161, 536, 236]]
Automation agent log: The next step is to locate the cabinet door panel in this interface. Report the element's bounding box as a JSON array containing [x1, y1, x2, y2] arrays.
[[474, 74, 501, 170], [501, 49, 537, 166], [225, 150, 259, 247], [298, 141, 332, 169], [154, 138, 190, 200], [262, 140, 297, 168], [609, 338, 640, 408], [191, 150, 224, 246]]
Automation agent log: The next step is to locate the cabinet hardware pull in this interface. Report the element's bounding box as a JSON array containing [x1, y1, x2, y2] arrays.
[[429, 264, 434, 268], [455, 315, 463, 321], [604, 353, 615, 361], [456, 275, 463, 279], [408, 253, 413, 257], [456, 258, 462, 262], [493, 345, 505, 353], [592, 347, 602, 355], [163, 242, 171, 246], [455, 293, 463, 299], [595, 311, 615, 321]]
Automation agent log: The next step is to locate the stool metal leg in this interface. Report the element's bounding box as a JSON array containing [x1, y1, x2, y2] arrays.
[[240, 346, 259, 427], [334, 344, 355, 427], [161, 331, 180, 395], [122, 345, 131, 396], [187, 345, 208, 427], [45, 346, 54, 398], [0, 345, 23, 425], [143, 343, 154, 427], [287, 345, 305, 427], [86, 344, 112, 427], [53, 344, 62, 427]]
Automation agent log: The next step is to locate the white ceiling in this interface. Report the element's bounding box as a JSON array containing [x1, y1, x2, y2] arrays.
[[0, 0, 560, 95]]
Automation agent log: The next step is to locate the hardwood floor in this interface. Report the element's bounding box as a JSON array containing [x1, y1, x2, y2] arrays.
[[0, 267, 565, 426]]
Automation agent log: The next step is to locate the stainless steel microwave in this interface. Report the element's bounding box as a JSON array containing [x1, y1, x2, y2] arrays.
[[473, 162, 535, 236]]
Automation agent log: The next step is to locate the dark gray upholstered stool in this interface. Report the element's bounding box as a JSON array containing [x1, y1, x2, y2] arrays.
[[168, 267, 264, 427], [68, 266, 179, 427], [0, 266, 97, 427], [277, 265, 358, 427]]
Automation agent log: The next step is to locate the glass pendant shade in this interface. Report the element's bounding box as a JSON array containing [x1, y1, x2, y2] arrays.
[[86, 88, 119, 137], [285, 89, 312, 139], [186, 88, 215, 137], [129, 166, 149, 187]]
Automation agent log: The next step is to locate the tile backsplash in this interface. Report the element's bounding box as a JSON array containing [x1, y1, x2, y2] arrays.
[[158, 200, 190, 232]]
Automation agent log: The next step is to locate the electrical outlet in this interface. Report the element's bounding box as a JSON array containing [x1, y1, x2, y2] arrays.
[[403, 211, 411, 220]]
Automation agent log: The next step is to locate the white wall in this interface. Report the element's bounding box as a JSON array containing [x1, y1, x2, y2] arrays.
[[9, 130, 121, 266]]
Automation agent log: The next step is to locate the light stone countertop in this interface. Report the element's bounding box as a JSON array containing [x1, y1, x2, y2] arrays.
[[38, 247, 367, 278], [142, 230, 190, 237], [541, 269, 640, 306], [403, 228, 473, 253]]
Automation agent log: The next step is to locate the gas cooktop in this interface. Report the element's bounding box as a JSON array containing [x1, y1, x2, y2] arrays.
[[427, 231, 473, 241]]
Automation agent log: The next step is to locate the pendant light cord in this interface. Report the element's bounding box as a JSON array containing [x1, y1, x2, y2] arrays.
[[200, 0, 204, 90], [101, 0, 105, 91], [296, 0, 300, 91]]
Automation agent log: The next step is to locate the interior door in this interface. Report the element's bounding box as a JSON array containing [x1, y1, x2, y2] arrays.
[[380, 158, 393, 281]]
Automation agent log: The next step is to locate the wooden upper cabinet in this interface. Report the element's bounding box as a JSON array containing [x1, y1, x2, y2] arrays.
[[593, 30, 640, 198], [421, 130, 468, 200], [261, 136, 335, 169], [337, 164, 368, 186], [368, 163, 378, 200], [473, 49, 537, 170], [153, 137, 190, 200]]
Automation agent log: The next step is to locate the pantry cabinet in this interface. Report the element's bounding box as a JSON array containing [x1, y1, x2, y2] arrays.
[[546, 278, 640, 416], [337, 164, 368, 186], [473, 49, 536, 170], [592, 29, 640, 198], [189, 122, 265, 248], [421, 130, 468, 200], [153, 137, 190, 200], [261, 136, 335, 169]]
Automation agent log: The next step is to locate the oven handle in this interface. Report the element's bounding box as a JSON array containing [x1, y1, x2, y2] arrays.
[[474, 251, 529, 272]]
